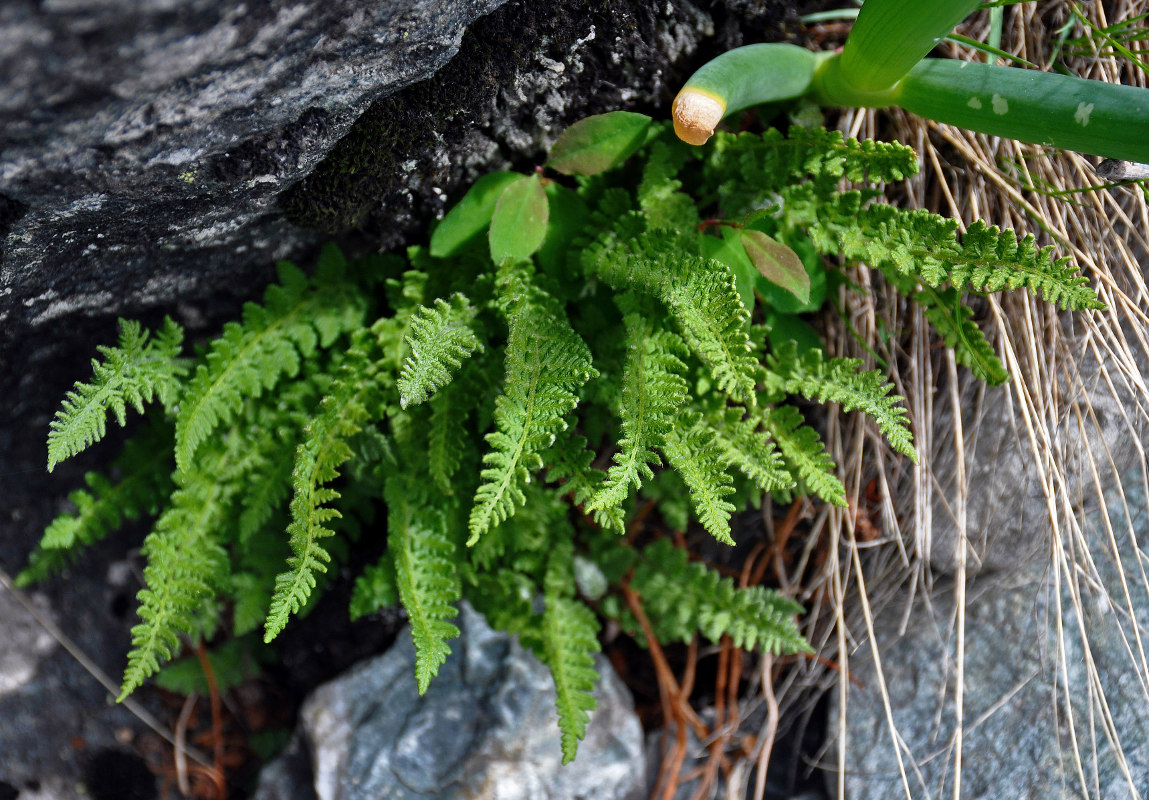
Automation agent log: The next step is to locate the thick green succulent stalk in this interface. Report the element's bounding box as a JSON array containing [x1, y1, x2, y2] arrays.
[[839, 0, 982, 92]]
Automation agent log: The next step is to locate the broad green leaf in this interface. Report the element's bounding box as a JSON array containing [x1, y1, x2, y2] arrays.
[[764, 312, 823, 358], [740, 229, 810, 306], [431, 171, 523, 258], [702, 225, 757, 312], [547, 112, 652, 176], [536, 182, 589, 277], [489, 174, 549, 265]]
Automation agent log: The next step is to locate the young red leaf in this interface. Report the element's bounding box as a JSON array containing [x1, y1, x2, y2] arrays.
[[489, 174, 549, 265], [547, 111, 652, 176], [430, 171, 523, 258], [740, 230, 810, 305]]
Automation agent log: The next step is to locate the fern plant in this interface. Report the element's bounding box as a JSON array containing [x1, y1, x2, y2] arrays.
[[25, 111, 1101, 763]]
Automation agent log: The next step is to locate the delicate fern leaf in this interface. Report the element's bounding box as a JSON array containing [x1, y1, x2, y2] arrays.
[[792, 188, 1102, 312], [265, 344, 387, 642], [591, 239, 756, 405], [637, 139, 698, 232], [397, 293, 483, 408], [667, 261, 757, 406], [387, 479, 461, 695], [660, 412, 737, 544], [588, 315, 688, 515], [764, 343, 917, 462], [119, 429, 243, 699], [883, 270, 1010, 385], [543, 430, 626, 534], [543, 595, 601, 764], [631, 539, 811, 655], [175, 261, 365, 472], [707, 407, 795, 493], [589, 229, 758, 405], [47, 317, 185, 471], [706, 127, 919, 212], [468, 301, 595, 544], [426, 373, 476, 494], [949, 221, 1105, 311], [20, 426, 175, 587], [760, 405, 846, 507]]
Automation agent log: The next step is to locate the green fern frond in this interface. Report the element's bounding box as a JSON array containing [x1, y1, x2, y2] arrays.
[[543, 596, 601, 764], [543, 431, 626, 534], [884, 270, 1010, 385], [948, 221, 1105, 311], [588, 315, 688, 516], [174, 261, 365, 473], [119, 427, 243, 699], [468, 299, 594, 544], [667, 260, 758, 405], [585, 232, 757, 405], [426, 371, 478, 495], [764, 343, 917, 462], [760, 405, 847, 507], [707, 406, 795, 494], [660, 411, 737, 544], [265, 342, 388, 642], [630, 539, 810, 655], [350, 550, 399, 620], [540, 539, 601, 764], [20, 425, 175, 587], [791, 188, 1101, 311], [707, 127, 918, 212], [637, 139, 698, 232], [387, 479, 462, 695], [397, 293, 483, 408], [47, 317, 185, 471]]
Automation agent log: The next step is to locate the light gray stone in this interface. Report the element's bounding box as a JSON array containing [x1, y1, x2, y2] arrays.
[[832, 468, 1149, 799], [0, 588, 57, 698], [254, 603, 646, 800], [926, 334, 1149, 576]]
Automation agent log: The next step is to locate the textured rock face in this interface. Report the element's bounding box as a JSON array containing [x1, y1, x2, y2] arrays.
[[0, 561, 154, 799], [1, 0, 509, 332], [254, 603, 646, 800]]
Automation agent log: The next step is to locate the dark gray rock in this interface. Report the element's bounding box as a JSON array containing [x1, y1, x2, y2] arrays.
[[254, 602, 646, 800], [1, 0, 509, 331], [0, 562, 154, 799], [832, 468, 1149, 798]]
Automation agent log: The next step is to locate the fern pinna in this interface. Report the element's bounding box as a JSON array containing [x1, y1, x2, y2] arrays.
[[31, 113, 1100, 762]]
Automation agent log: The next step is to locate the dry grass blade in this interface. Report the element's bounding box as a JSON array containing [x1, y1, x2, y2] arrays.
[[768, 2, 1149, 798]]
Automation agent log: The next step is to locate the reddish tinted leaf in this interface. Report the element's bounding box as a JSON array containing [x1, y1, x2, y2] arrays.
[[740, 230, 810, 305]]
